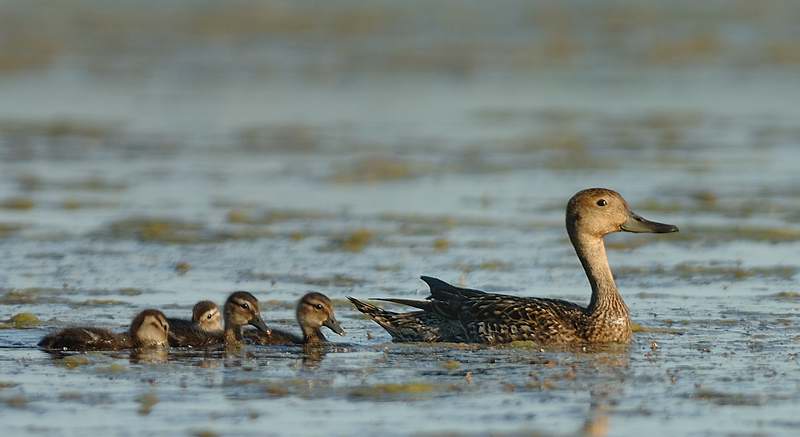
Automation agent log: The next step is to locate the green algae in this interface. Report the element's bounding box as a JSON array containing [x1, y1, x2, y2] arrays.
[[239, 123, 321, 153], [96, 363, 128, 374], [631, 322, 683, 335], [433, 238, 450, 252], [0, 197, 34, 210], [0, 381, 18, 389], [174, 261, 191, 275], [691, 388, 768, 406], [0, 223, 22, 238], [242, 271, 365, 288], [440, 360, 461, 370], [3, 394, 28, 409], [61, 355, 91, 369], [770, 291, 800, 301], [328, 228, 374, 252], [616, 262, 797, 281], [330, 157, 417, 183], [103, 217, 273, 244], [0, 119, 118, 139], [456, 259, 514, 272], [2, 312, 41, 328], [348, 382, 440, 399], [611, 225, 800, 250], [227, 208, 331, 225], [78, 299, 128, 306]]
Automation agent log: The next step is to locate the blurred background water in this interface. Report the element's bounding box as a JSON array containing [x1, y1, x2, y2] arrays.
[[0, 1, 799, 436]]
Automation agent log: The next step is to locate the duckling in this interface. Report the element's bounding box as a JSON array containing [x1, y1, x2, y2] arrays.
[[168, 291, 269, 348], [167, 300, 222, 346], [38, 309, 170, 351], [349, 188, 679, 345], [246, 292, 345, 346]]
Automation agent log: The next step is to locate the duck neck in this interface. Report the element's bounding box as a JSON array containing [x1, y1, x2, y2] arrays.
[[301, 324, 326, 344], [223, 317, 244, 347], [569, 231, 627, 317]]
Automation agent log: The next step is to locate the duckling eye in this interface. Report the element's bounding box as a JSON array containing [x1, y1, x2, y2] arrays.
[[596, 199, 607, 207], [206, 313, 213, 319], [240, 303, 250, 310], [314, 303, 323, 310]]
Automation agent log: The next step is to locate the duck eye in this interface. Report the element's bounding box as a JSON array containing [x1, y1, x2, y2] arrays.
[[240, 303, 250, 310], [206, 313, 213, 319], [596, 199, 607, 207], [314, 304, 324, 310]]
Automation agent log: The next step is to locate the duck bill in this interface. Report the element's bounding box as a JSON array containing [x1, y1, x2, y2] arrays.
[[323, 317, 345, 336], [621, 212, 679, 234], [250, 316, 271, 335]]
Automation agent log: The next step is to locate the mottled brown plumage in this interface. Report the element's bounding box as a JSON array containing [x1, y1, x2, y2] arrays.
[[38, 309, 170, 351], [169, 291, 269, 348], [167, 300, 222, 347], [349, 188, 679, 345], [247, 292, 345, 345]]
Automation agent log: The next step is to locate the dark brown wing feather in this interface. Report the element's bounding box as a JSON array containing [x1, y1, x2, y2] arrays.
[[421, 276, 588, 344], [244, 328, 303, 345], [350, 277, 590, 344], [167, 324, 224, 348], [167, 318, 199, 347]]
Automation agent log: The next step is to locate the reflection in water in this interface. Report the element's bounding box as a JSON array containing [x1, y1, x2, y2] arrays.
[[578, 350, 631, 437], [129, 348, 169, 364], [301, 344, 327, 370]]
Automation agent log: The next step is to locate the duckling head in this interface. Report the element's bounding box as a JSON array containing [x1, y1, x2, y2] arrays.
[[224, 291, 270, 334], [297, 292, 345, 336], [130, 309, 170, 347], [192, 300, 222, 332], [566, 188, 678, 238]]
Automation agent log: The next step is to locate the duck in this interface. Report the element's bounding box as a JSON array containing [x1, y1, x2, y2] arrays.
[[348, 188, 679, 345], [168, 291, 270, 348], [38, 309, 170, 351], [245, 292, 345, 346], [167, 300, 222, 346]]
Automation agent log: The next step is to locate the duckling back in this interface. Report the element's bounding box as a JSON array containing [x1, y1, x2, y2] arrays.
[[38, 327, 131, 351], [245, 328, 303, 346]]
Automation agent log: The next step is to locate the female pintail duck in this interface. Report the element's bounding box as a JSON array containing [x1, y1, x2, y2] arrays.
[[246, 292, 345, 346], [169, 291, 270, 348], [348, 188, 679, 345], [167, 300, 222, 346], [38, 309, 170, 351]]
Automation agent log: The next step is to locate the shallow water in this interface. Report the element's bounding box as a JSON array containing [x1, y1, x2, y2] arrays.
[[1, 1, 800, 436]]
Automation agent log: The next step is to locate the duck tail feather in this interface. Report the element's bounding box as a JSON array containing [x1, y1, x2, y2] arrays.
[[420, 275, 486, 299], [347, 296, 394, 316], [373, 298, 431, 311]]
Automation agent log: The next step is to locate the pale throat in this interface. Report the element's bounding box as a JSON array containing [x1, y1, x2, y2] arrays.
[[570, 231, 628, 315]]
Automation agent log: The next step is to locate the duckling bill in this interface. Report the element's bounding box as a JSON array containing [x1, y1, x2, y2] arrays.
[[38, 309, 170, 351], [246, 292, 345, 346], [349, 188, 679, 345]]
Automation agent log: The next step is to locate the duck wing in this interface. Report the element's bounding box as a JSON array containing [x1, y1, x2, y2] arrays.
[[419, 276, 588, 344], [168, 324, 224, 348], [244, 327, 303, 346]]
